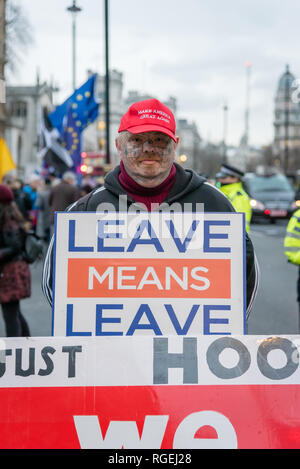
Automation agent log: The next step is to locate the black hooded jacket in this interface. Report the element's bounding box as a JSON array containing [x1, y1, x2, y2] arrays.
[[42, 163, 258, 315]]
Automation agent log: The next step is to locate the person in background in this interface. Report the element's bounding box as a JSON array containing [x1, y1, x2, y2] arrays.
[[23, 173, 40, 209], [216, 163, 252, 233], [284, 208, 300, 330], [48, 167, 61, 187], [36, 178, 52, 243], [2, 174, 32, 223], [0, 184, 31, 336], [23, 173, 41, 232], [80, 184, 93, 198], [48, 171, 79, 227]]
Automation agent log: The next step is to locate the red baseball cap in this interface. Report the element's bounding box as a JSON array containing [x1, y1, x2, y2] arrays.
[[118, 98, 176, 142]]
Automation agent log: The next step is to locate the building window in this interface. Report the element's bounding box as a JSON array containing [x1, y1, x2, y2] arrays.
[[11, 101, 27, 118]]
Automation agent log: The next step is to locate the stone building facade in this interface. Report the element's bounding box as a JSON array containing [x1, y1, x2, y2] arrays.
[[5, 76, 53, 177], [273, 65, 300, 172]]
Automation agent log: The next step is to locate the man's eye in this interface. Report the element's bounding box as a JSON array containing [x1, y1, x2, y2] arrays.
[[155, 137, 167, 145]]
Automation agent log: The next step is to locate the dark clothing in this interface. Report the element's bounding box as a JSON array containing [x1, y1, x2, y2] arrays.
[[0, 220, 31, 336], [1, 301, 30, 337], [42, 163, 258, 315], [0, 220, 27, 265], [13, 189, 32, 220], [80, 163, 234, 212], [0, 260, 31, 303], [0, 221, 31, 303], [49, 181, 79, 223], [36, 188, 51, 241]]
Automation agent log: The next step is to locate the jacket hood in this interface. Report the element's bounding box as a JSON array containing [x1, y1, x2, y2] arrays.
[[166, 163, 206, 202]]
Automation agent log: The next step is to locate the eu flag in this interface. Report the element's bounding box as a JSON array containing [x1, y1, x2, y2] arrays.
[[48, 73, 100, 135], [62, 104, 82, 171]]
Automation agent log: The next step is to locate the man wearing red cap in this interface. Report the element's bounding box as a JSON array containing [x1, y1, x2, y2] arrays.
[[42, 98, 258, 315]]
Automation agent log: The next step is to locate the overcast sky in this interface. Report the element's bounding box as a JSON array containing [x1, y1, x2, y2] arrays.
[[8, 0, 300, 147]]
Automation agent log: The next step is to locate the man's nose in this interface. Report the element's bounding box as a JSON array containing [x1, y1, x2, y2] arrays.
[[142, 140, 155, 151]]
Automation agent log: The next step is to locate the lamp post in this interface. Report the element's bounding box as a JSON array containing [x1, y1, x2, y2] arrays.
[[244, 61, 251, 147], [284, 64, 291, 174], [104, 0, 110, 165], [67, 0, 82, 91], [222, 102, 228, 163]]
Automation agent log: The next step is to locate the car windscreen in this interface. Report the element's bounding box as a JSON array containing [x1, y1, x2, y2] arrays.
[[245, 175, 294, 193]]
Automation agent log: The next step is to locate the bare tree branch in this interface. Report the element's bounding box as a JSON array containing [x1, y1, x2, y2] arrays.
[[5, 0, 34, 75]]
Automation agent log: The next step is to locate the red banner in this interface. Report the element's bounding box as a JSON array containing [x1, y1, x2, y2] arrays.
[[0, 335, 300, 449], [0, 385, 299, 449]]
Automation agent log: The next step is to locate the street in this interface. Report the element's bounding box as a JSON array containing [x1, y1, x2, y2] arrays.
[[247, 219, 298, 334], [0, 219, 297, 337]]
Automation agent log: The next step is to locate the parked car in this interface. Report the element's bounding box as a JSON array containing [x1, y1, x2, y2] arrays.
[[243, 172, 298, 223]]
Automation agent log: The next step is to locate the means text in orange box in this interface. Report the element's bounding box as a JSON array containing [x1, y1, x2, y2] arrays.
[[67, 258, 231, 298]]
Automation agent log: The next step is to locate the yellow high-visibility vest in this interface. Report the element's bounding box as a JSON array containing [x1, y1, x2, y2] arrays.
[[284, 208, 300, 265], [220, 182, 252, 233]]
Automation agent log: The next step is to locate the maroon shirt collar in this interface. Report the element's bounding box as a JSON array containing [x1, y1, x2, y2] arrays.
[[118, 161, 176, 209]]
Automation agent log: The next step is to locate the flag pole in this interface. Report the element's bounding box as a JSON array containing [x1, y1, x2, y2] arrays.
[[104, 0, 110, 164], [0, 0, 6, 139]]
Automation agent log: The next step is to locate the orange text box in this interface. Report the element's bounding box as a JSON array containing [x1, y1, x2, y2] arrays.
[[67, 258, 231, 298]]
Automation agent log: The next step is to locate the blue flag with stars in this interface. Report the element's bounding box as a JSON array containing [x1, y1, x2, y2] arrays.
[[48, 73, 100, 135], [61, 104, 82, 171]]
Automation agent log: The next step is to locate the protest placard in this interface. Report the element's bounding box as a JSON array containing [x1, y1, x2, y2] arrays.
[[52, 211, 246, 336], [0, 335, 299, 449]]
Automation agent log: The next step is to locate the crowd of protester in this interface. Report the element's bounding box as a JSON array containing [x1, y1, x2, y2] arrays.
[[2, 169, 100, 243], [0, 169, 100, 337]]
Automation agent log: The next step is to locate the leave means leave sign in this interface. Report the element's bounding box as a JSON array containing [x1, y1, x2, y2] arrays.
[[52, 211, 246, 336]]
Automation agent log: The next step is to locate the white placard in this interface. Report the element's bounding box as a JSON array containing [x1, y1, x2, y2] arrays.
[[52, 211, 246, 336]]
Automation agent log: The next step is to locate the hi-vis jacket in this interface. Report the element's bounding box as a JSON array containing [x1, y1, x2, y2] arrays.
[[219, 182, 252, 234], [284, 208, 300, 265], [42, 163, 259, 317]]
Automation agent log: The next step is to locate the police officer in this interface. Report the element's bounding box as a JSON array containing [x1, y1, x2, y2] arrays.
[[284, 208, 300, 328], [216, 164, 252, 233]]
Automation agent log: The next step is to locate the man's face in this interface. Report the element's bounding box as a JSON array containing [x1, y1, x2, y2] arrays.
[[116, 131, 178, 187], [219, 176, 239, 185]]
